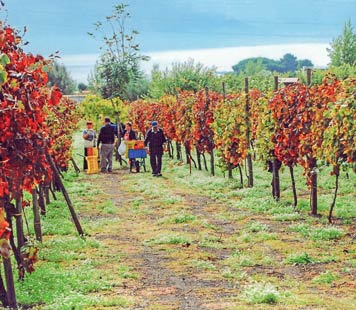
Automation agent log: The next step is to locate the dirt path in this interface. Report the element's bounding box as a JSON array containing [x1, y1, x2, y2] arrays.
[[85, 166, 356, 310], [89, 169, 242, 310]]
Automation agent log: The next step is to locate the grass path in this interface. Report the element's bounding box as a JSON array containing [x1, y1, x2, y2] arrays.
[[15, 133, 356, 310], [78, 160, 356, 310]]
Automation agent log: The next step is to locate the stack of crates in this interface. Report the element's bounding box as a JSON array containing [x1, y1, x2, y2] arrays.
[[125, 140, 136, 158], [86, 147, 99, 174]]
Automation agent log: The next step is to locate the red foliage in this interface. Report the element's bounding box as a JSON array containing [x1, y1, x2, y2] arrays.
[[192, 90, 222, 154]]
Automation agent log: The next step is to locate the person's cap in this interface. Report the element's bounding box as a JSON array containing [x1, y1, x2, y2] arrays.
[[151, 121, 158, 127], [86, 121, 93, 125], [104, 117, 111, 123]]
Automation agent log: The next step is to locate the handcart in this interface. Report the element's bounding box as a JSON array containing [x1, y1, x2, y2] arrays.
[[126, 140, 147, 172]]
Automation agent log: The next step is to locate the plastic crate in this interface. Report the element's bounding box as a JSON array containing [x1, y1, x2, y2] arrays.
[[128, 149, 147, 159], [86, 156, 99, 174], [134, 140, 145, 149], [86, 147, 98, 157], [125, 140, 136, 157]]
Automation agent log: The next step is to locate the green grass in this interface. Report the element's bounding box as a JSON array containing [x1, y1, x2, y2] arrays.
[[11, 131, 356, 309], [191, 259, 216, 270], [144, 234, 191, 245], [312, 271, 339, 284], [290, 223, 345, 241], [246, 221, 268, 232], [13, 132, 135, 309], [285, 252, 315, 265], [16, 260, 121, 309], [242, 282, 281, 304]]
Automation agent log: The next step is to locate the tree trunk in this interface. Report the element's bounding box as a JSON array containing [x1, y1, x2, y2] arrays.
[[238, 164, 243, 187], [310, 158, 318, 216], [44, 185, 50, 205], [228, 163, 233, 179], [15, 197, 25, 249], [168, 140, 173, 159], [38, 184, 46, 215], [3, 258, 17, 308], [272, 158, 281, 200], [245, 77, 253, 187], [32, 189, 42, 242], [188, 153, 192, 175], [185, 145, 190, 165], [289, 165, 297, 207], [210, 149, 215, 176], [49, 183, 57, 201], [0, 273, 9, 308], [202, 153, 208, 171], [46, 154, 84, 236], [176, 142, 181, 161], [328, 165, 340, 223], [196, 148, 202, 170], [5, 213, 22, 275], [189, 154, 197, 169], [70, 158, 81, 174]]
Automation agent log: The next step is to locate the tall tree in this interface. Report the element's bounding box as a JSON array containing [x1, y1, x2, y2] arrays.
[[297, 59, 313, 69], [327, 20, 356, 66], [280, 53, 297, 72], [232, 54, 313, 74], [149, 59, 217, 98], [47, 61, 76, 95], [88, 3, 149, 103]]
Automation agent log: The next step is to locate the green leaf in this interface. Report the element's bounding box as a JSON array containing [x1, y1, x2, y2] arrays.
[[42, 65, 50, 73], [0, 70, 8, 84], [0, 54, 10, 66]]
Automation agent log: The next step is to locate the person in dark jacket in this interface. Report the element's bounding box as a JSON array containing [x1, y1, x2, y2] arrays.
[[97, 117, 118, 173], [122, 121, 137, 141], [122, 122, 139, 172], [144, 120, 167, 177]]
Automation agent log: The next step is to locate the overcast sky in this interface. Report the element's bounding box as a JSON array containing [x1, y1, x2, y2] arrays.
[[2, 0, 356, 82]]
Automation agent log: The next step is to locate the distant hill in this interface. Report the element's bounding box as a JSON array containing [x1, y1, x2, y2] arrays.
[[232, 53, 313, 74]]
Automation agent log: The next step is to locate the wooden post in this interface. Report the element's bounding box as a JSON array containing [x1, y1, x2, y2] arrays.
[[3, 258, 17, 309], [196, 148, 202, 170], [70, 158, 81, 174], [38, 184, 46, 215], [222, 82, 226, 100], [244, 78, 253, 187], [46, 154, 84, 236], [310, 158, 318, 216], [185, 145, 190, 165], [210, 149, 215, 177], [32, 189, 42, 242], [272, 76, 281, 200], [168, 140, 173, 159], [44, 185, 50, 205], [306, 68, 318, 215], [15, 197, 25, 249], [176, 142, 181, 161], [205, 87, 215, 176], [0, 273, 9, 308], [228, 163, 233, 179], [223, 82, 234, 178], [306, 68, 312, 86]]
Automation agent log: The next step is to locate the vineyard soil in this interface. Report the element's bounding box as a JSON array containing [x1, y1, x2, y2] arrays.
[[84, 166, 355, 310], [15, 140, 356, 309]]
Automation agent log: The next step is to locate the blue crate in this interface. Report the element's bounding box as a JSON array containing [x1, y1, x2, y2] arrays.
[[128, 149, 147, 159]]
